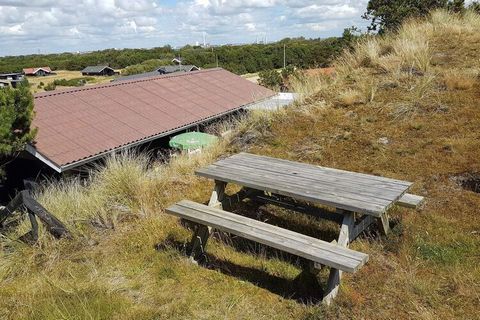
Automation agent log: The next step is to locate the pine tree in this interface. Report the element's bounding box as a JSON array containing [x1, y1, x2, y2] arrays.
[[0, 80, 37, 178]]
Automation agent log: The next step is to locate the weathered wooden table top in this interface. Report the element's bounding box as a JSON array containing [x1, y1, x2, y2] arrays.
[[196, 153, 412, 217]]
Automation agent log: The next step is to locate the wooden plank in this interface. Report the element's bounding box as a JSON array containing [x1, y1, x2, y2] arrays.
[[203, 162, 404, 205], [231, 153, 412, 188], [176, 200, 367, 264], [323, 210, 355, 305], [211, 161, 409, 200], [167, 200, 368, 273], [397, 193, 424, 209], [0, 190, 70, 240], [196, 153, 414, 216], [219, 160, 406, 199], [197, 165, 388, 216], [221, 156, 411, 193]]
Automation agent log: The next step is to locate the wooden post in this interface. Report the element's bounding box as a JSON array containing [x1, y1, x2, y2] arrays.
[[379, 212, 390, 235], [208, 180, 226, 209], [323, 209, 354, 305], [188, 225, 211, 262], [188, 180, 226, 262], [0, 190, 70, 240]]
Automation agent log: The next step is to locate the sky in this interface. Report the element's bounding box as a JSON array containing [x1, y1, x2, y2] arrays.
[[0, 0, 370, 57]]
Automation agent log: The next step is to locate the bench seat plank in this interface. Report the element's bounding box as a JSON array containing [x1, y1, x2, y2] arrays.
[[397, 193, 424, 208], [166, 200, 369, 273]]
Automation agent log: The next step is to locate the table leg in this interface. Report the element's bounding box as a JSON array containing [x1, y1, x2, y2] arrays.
[[379, 212, 390, 235], [323, 209, 355, 305], [188, 180, 226, 262], [208, 180, 227, 209]]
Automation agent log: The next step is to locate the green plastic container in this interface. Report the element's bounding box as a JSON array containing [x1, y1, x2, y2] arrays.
[[169, 132, 218, 151]]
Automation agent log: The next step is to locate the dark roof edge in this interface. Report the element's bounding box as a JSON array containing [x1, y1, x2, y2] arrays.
[[82, 65, 113, 71], [25, 144, 62, 173], [34, 68, 222, 99]]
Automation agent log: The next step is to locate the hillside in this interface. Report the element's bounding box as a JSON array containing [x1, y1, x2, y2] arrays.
[[1, 10, 479, 319]]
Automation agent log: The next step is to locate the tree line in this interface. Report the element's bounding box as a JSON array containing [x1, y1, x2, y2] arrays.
[[0, 36, 352, 75]]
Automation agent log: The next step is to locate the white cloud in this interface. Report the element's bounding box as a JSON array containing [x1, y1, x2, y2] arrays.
[[0, 0, 369, 56], [295, 4, 359, 20], [245, 23, 256, 31], [0, 23, 24, 35]]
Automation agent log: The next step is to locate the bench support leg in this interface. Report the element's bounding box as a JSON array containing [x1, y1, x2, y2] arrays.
[[188, 225, 211, 262], [188, 180, 227, 263], [208, 180, 226, 209], [379, 212, 390, 235], [323, 210, 354, 305]]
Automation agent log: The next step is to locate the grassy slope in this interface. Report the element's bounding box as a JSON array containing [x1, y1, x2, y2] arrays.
[[1, 10, 480, 319]]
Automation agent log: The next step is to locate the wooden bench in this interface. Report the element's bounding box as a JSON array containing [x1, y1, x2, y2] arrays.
[[165, 200, 369, 293]]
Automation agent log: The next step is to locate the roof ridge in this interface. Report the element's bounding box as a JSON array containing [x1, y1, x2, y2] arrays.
[[34, 67, 222, 99]]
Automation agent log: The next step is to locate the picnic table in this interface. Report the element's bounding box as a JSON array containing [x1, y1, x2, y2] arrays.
[[166, 152, 423, 303]]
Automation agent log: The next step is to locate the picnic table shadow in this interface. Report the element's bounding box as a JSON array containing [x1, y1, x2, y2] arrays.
[[157, 234, 325, 303], [156, 202, 337, 303]]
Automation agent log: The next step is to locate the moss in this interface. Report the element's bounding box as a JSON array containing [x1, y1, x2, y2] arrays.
[[25, 287, 130, 320], [415, 238, 476, 265]]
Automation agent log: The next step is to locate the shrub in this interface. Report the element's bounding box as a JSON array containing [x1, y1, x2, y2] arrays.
[[258, 69, 283, 90], [0, 81, 36, 178], [53, 77, 93, 87], [43, 83, 56, 91]]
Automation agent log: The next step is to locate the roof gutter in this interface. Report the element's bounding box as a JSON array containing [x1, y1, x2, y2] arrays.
[[25, 144, 62, 173]]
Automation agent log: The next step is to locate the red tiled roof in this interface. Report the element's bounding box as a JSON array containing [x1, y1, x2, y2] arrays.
[[23, 67, 52, 75], [30, 68, 275, 171]]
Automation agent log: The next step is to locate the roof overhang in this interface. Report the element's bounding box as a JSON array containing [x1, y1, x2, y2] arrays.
[[25, 144, 62, 173]]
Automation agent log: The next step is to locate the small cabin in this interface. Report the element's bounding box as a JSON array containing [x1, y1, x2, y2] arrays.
[[157, 65, 199, 74], [0, 73, 24, 88], [81, 66, 118, 76], [23, 67, 53, 77]]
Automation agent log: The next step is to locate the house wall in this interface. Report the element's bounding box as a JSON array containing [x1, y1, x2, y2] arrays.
[[34, 70, 47, 76]]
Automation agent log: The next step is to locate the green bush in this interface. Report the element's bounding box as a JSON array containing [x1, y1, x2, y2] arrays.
[[52, 77, 93, 87], [0, 80, 36, 178], [258, 70, 283, 90], [44, 83, 56, 91]]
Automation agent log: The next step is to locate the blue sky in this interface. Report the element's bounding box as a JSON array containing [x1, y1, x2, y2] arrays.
[[0, 0, 370, 57]]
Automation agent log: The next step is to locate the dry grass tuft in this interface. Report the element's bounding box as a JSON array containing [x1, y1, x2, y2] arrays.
[[337, 89, 363, 107], [443, 70, 477, 90]]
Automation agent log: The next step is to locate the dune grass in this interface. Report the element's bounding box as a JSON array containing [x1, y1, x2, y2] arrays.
[[1, 9, 480, 319]]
